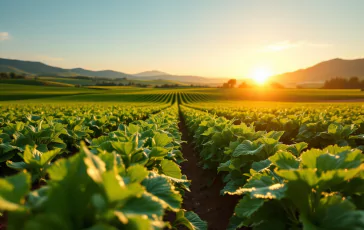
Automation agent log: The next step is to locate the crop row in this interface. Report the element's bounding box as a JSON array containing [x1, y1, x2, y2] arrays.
[[178, 92, 213, 104], [180, 105, 364, 229], [0, 104, 173, 170], [0, 105, 207, 230], [185, 103, 364, 149]]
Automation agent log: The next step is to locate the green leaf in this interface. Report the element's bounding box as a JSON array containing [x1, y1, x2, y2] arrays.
[[286, 142, 308, 156], [101, 171, 143, 203], [123, 216, 152, 230], [0, 172, 31, 211], [302, 195, 364, 230], [149, 147, 169, 158], [153, 133, 172, 147], [111, 141, 135, 156], [122, 164, 148, 184], [252, 159, 272, 172], [264, 131, 284, 140], [24, 145, 42, 167], [6, 161, 27, 170], [276, 168, 319, 187], [300, 149, 324, 169], [128, 123, 141, 134], [83, 145, 106, 184], [174, 210, 207, 230], [142, 175, 182, 211], [232, 140, 265, 157], [316, 148, 363, 172], [40, 148, 61, 166], [118, 193, 164, 219], [160, 159, 182, 179], [228, 171, 286, 200], [234, 196, 264, 218], [269, 151, 299, 170]]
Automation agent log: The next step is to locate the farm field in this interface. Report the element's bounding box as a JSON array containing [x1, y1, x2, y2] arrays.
[[0, 77, 190, 88], [0, 84, 364, 230]]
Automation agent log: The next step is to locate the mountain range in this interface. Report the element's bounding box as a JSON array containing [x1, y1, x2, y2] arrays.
[[0, 58, 225, 85], [1, 57, 364, 86], [273, 58, 364, 84]]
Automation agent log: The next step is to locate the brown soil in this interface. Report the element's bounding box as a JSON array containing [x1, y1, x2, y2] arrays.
[[0, 213, 6, 230], [179, 113, 241, 230]]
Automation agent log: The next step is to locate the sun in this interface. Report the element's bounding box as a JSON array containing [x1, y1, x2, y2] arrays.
[[251, 67, 272, 85]]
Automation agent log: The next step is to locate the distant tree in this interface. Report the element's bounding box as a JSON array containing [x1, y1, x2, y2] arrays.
[[9, 72, 16, 79], [348, 77, 360, 88], [222, 79, 237, 88], [238, 82, 250, 88], [323, 77, 364, 89], [228, 79, 237, 88], [0, 73, 9, 79]]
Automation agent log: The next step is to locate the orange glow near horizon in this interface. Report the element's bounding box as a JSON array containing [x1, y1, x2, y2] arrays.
[[250, 67, 272, 85]]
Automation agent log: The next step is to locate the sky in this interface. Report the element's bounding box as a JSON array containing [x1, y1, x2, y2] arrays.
[[1, 0, 364, 78]]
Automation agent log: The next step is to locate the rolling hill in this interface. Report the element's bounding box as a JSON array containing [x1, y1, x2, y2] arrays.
[[0, 58, 133, 78], [273, 58, 364, 84], [70, 68, 131, 79], [4, 57, 364, 87], [133, 70, 170, 77], [0, 58, 75, 76], [0, 58, 227, 84]]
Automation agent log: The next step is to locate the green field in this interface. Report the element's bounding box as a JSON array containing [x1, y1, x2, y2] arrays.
[[0, 76, 190, 89], [1, 83, 364, 103], [0, 83, 364, 230]]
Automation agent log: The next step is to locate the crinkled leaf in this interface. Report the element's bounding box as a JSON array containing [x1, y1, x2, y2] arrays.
[[142, 175, 182, 211], [269, 151, 299, 170], [234, 196, 264, 218], [232, 140, 265, 157], [161, 159, 182, 179]]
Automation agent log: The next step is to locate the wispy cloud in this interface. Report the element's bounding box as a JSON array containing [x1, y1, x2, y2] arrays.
[[36, 55, 64, 61], [261, 40, 332, 52], [0, 32, 10, 41]]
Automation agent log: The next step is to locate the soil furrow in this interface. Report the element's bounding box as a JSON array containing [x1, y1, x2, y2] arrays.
[[178, 111, 239, 230]]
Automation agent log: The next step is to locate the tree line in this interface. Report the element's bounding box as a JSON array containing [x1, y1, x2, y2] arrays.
[[322, 77, 364, 89], [0, 72, 26, 79], [220, 79, 284, 88]]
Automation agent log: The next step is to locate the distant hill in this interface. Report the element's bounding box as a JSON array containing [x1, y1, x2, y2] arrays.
[[0, 65, 29, 75], [133, 70, 170, 77], [0, 58, 228, 85], [0, 58, 75, 76], [133, 70, 229, 85], [70, 68, 131, 79], [274, 58, 364, 84], [0, 58, 133, 79]]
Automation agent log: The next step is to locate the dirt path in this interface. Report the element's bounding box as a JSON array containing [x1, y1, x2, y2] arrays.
[[178, 112, 240, 230], [0, 213, 6, 230]]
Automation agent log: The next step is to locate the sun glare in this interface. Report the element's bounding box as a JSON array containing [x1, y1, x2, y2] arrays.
[[251, 67, 272, 85]]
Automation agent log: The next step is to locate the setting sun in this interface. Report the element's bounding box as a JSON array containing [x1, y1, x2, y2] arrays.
[[251, 67, 272, 85]]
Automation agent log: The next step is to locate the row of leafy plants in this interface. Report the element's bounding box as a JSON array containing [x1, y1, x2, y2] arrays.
[[180, 105, 364, 229], [0, 104, 207, 230], [185, 103, 364, 149], [0, 104, 170, 168]]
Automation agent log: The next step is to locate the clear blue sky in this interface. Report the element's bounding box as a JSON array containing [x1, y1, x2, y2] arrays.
[[1, 0, 364, 78]]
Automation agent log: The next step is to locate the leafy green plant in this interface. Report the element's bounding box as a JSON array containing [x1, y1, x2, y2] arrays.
[[228, 146, 364, 229], [6, 145, 61, 182]]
